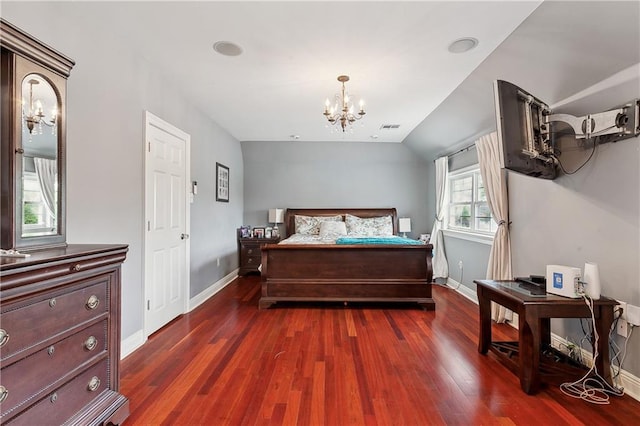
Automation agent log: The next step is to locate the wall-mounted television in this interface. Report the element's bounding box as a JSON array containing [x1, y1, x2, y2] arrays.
[[493, 79, 639, 180], [493, 80, 557, 179]]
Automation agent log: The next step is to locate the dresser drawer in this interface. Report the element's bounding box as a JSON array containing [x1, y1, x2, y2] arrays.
[[0, 321, 107, 419], [4, 359, 109, 426], [241, 244, 261, 257], [243, 255, 261, 267], [0, 279, 108, 362]]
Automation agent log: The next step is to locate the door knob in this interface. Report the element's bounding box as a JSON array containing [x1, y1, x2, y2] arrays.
[[181, 233, 190, 240]]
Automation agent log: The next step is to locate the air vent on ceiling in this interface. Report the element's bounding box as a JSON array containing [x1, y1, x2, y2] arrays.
[[380, 124, 401, 130]]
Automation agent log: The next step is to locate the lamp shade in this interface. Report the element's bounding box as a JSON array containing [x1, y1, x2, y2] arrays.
[[398, 217, 411, 233], [268, 208, 284, 224]]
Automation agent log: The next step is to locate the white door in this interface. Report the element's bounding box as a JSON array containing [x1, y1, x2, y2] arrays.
[[144, 111, 190, 336]]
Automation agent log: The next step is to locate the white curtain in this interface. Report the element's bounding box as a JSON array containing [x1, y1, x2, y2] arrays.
[[34, 157, 57, 220], [476, 132, 512, 323], [430, 156, 449, 279]]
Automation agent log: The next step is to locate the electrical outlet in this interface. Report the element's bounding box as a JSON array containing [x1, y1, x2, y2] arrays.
[[617, 318, 628, 337], [626, 303, 640, 327], [458, 260, 463, 269]]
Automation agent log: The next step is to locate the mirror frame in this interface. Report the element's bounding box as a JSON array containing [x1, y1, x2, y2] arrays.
[[0, 19, 74, 251]]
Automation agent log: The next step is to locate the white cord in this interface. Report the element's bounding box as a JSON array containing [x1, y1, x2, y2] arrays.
[[609, 307, 625, 387], [559, 295, 624, 404], [614, 326, 634, 385]]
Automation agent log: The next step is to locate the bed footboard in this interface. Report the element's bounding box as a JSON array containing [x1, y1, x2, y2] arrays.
[[259, 244, 434, 309]]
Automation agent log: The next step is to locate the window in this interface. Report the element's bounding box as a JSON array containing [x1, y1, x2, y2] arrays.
[[446, 166, 497, 235], [22, 171, 55, 234]]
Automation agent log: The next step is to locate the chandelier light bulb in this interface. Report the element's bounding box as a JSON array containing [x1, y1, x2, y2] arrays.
[[322, 75, 367, 133], [23, 77, 58, 136]]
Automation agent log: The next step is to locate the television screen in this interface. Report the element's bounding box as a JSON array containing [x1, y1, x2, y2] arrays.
[[493, 80, 558, 179]]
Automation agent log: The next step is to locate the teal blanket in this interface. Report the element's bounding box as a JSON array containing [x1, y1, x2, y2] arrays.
[[336, 236, 424, 245]]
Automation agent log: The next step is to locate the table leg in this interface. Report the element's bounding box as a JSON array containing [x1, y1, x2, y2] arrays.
[[594, 304, 615, 385], [541, 317, 551, 347], [478, 287, 492, 354], [520, 310, 541, 394]]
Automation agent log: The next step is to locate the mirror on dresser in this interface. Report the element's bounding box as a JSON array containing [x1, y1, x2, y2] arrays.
[[0, 20, 130, 426], [0, 18, 74, 251]]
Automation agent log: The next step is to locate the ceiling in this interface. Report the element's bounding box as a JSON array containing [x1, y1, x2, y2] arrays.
[[68, 0, 543, 144], [5, 1, 639, 161], [404, 0, 640, 160]]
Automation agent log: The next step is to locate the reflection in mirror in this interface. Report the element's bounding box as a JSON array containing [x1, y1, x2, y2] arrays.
[[20, 73, 59, 238]]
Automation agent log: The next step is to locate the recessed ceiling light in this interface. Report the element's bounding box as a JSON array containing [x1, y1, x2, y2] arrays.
[[447, 37, 479, 54], [370, 135, 379, 140], [213, 41, 243, 57], [289, 134, 300, 140]]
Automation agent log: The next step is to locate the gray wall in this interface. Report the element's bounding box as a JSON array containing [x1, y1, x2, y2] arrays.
[[427, 71, 640, 378], [241, 141, 429, 237], [509, 89, 640, 379], [3, 4, 244, 342]]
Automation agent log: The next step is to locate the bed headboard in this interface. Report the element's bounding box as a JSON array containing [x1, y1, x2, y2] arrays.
[[284, 208, 398, 238]]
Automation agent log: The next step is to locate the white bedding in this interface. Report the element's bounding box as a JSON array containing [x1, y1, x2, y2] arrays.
[[279, 233, 337, 244]]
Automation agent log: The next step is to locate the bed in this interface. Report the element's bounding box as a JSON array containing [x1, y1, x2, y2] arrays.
[[259, 208, 434, 309]]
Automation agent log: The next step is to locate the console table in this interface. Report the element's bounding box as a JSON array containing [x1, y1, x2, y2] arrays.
[[475, 279, 617, 394]]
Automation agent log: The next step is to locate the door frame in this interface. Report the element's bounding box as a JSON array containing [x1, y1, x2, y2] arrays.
[[143, 110, 191, 340]]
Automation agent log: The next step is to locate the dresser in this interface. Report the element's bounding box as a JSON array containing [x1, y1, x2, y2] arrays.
[[0, 244, 129, 425], [237, 233, 280, 276]]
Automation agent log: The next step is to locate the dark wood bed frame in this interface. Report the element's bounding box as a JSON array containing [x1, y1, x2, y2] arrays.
[[259, 208, 434, 309]]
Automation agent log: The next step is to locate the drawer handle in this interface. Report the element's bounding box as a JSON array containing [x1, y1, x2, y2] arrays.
[[48, 345, 55, 356], [50, 392, 57, 403], [49, 298, 57, 308], [87, 376, 101, 392], [0, 329, 8, 347], [84, 336, 98, 351], [247, 258, 253, 264], [71, 263, 81, 272], [86, 295, 100, 310], [0, 386, 8, 403], [247, 248, 254, 254]]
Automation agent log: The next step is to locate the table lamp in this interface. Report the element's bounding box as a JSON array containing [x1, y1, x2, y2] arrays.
[[268, 208, 284, 237], [399, 217, 411, 238]]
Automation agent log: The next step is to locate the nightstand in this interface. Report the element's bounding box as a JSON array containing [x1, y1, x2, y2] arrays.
[[237, 230, 280, 276]]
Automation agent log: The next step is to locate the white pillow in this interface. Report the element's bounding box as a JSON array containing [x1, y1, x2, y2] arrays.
[[345, 214, 394, 236], [319, 221, 347, 239], [295, 214, 343, 235]]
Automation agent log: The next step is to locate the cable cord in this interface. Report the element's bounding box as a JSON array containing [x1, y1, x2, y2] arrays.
[[612, 326, 635, 387], [559, 295, 625, 404], [609, 307, 625, 386]]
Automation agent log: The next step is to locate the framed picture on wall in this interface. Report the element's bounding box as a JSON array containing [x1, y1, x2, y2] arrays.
[[216, 162, 229, 202]]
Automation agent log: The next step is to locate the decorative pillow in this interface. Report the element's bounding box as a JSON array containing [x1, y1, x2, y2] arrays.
[[319, 221, 347, 239], [295, 214, 343, 235], [345, 214, 394, 236]]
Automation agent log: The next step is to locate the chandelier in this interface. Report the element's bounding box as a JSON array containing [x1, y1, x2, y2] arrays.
[[323, 75, 366, 132], [23, 78, 57, 135]]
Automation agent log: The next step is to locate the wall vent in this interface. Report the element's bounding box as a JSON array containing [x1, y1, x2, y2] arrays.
[[380, 124, 401, 129]]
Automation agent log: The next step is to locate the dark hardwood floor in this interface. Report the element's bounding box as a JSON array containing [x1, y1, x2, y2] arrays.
[[121, 276, 640, 425]]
